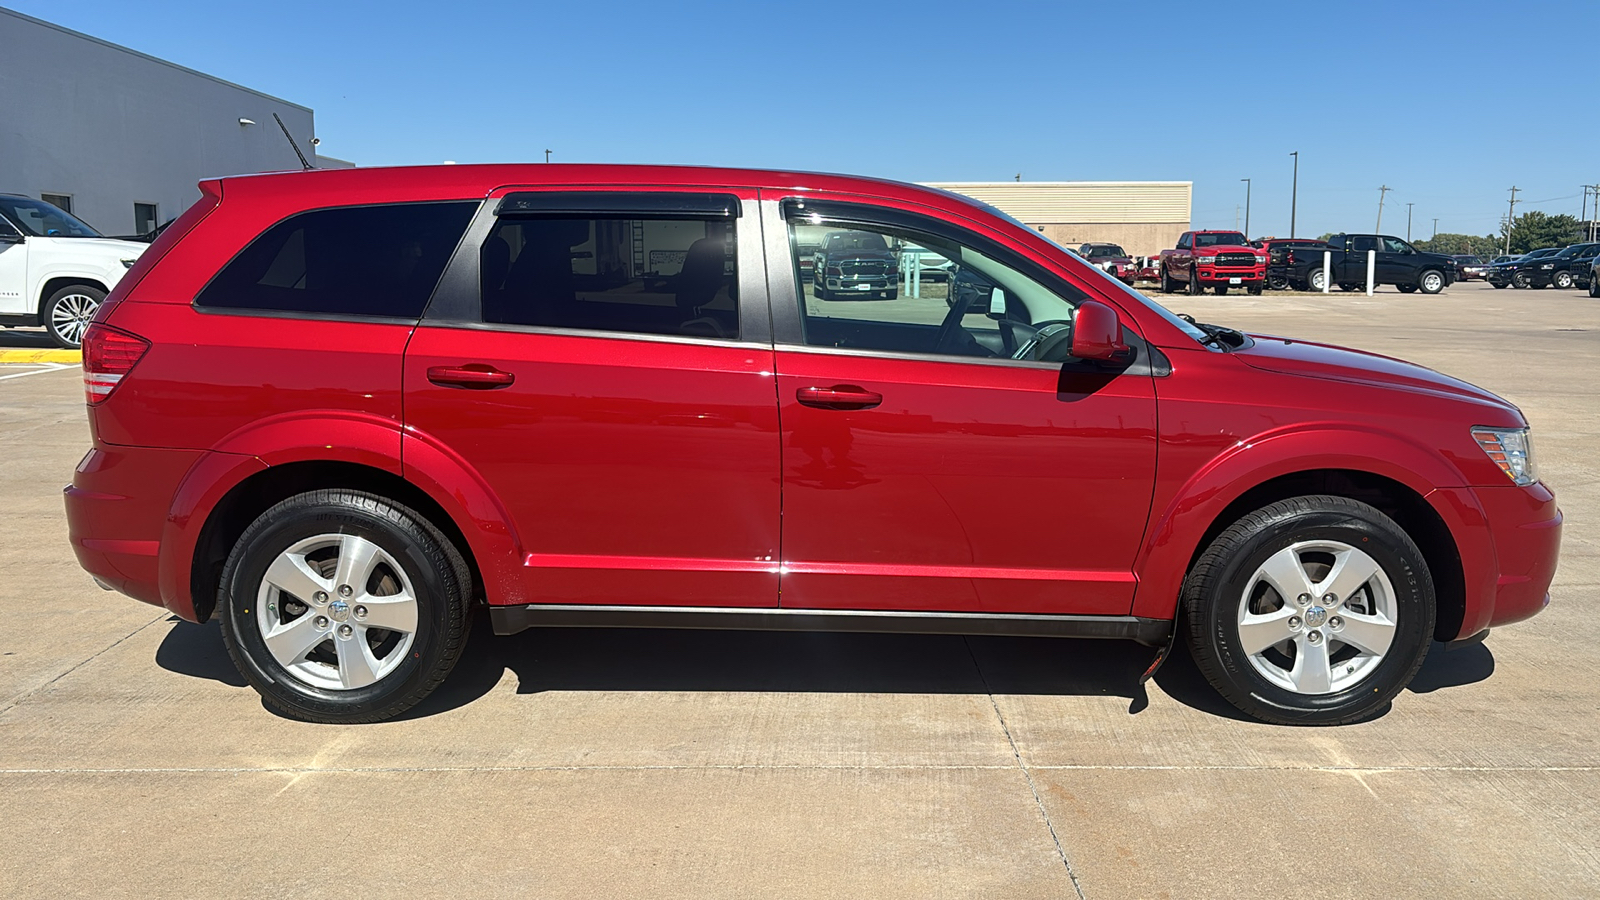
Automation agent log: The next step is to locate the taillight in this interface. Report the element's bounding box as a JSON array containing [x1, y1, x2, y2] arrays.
[[81, 324, 149, 405], [1286, 251, 1296, 265]]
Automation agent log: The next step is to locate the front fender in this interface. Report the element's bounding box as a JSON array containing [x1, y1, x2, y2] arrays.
[[1130, 425, 1465, 621]]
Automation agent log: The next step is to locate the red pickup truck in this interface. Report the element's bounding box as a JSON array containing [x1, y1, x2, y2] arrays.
[[1159, 230, 1267, 295]]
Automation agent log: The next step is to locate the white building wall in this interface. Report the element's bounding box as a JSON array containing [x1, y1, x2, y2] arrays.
[[0, 8, 329, 235]]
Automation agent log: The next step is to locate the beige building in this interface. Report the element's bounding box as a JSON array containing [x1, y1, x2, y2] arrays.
[[924, 181, 1192, 258]]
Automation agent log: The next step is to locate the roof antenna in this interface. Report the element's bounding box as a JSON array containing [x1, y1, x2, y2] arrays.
[[272, 113, 314, 171]]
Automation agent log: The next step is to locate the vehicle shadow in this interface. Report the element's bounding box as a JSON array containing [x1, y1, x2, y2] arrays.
[[0, 327, 54, 348], [153, 614, 1498, 724]]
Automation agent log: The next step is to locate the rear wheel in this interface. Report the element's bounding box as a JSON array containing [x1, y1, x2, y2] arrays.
[[219, 490, 472, 724], [1492, 281, 1508, 289], [1337, 282, 1361, 292], [1182, 495, 1434, 725], [1590, 277, 1600, 298], [1307, 269, 1327, 292], [1396, 284, 1418, 294], [43, 284, 105, 349]]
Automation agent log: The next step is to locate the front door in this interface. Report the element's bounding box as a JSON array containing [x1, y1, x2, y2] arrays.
[[403, 188, 781, 608], [763, 196, 1158, 615]]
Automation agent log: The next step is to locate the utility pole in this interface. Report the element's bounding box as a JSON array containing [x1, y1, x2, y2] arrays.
[[1376, 185, 1392, 232], [1432, 217, 1439, 239], [1235, 205, 1240, 230], [544, 149, 552, 163], [1505, 186, 1520, 256], [1289, 152, 1299, 238], [1240, 177, 1252, 239], [1591, 185, 1600, 241], [1406, 203, 1414, 241]]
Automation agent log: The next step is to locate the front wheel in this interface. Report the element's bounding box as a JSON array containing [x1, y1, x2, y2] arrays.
[[1187, 271, 1202, 296], [1590, 277, 1600, 298], [219, 490, 472, 723], [1247, 284, 1263, 295], [1215, 285, 1229, 296], [1553, 271, 1574, 289], [1182, 495, 1434, 725], [44, 284, 105, 349], [1512, 271, 1530, 289], [1492, 281, 1508, 289], [1418, 270, 1445, 294]]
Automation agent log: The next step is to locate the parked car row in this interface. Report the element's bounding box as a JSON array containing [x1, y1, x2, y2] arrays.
[[1484, 242, 1600, 292]]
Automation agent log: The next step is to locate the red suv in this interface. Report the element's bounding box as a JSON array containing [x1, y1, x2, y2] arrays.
[[65, 165, 1560, 726]]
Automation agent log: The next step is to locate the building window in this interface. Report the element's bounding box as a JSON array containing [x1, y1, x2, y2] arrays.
[[134, 203, 159, 236], [41, 193, 73, 214]]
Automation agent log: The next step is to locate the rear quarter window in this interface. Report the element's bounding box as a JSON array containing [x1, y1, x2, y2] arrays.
[[195, 201, 477, 318]]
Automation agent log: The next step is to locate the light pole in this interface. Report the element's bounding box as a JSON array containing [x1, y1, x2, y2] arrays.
[[1289, 152, 1299, 238], [1406, 202, 1414, 241], [1240, 178, 1251, 239]]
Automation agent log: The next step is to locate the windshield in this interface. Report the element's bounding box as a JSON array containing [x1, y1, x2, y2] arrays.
[[825, 231, 888, 252], [1555, 244, 1593, 258], [0, 195, 102, 237], [1083, 244, 1127, 258], [1194, 232, 1248, 248]]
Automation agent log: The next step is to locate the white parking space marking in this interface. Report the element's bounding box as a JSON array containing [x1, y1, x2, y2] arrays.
[[0, 363, 76, 381]]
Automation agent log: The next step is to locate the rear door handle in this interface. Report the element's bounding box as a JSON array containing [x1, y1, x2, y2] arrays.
[[796, 385, 883, 410], [427, 365, 515, 389]]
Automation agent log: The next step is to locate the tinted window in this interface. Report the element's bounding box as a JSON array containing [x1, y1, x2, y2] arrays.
[[0, 195, 100, 237], [789, 216, 1085, 361], [197, 202, 476, 317], [481, 216, 737, 340], [1382, 237, 1411, 253], [1194, 232, 1247, 247], [1350, 235, 1379, 252]]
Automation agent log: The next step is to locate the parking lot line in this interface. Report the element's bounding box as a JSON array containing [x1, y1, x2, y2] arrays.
[[0, 363, 76, 381]]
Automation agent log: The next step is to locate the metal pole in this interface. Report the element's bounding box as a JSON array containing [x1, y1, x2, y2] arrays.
[[1505, 187, 1520, 256], [1289, 153, 1299, 238], [1241, 178, 1251, 239], [1376, 186, 1391, 233]]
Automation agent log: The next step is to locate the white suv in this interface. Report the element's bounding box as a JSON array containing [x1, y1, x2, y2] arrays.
[[0, 194, 147, 348]]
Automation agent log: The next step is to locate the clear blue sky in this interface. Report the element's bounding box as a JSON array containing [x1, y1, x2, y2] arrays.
[[12, 0, 1596, 240]]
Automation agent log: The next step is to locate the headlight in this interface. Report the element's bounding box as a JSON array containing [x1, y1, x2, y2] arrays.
[[1255, 256, 1267, 265], [1472, 427, 1538, 486], [1539, 264, 1553, 269], [1197, 255, 1217, 264], [120, 258, 137, 269]]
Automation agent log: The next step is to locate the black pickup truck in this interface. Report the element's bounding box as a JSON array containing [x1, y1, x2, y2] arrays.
[[1288, 233, 1458, 294]]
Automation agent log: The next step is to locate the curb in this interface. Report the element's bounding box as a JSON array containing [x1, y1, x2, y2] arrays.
[[0, 349, 81, 364]]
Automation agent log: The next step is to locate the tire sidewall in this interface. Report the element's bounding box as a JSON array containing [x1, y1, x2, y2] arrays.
[[1192, 508, 1434, 722], [45, 284, 105, 349], [1419, 270, 1444, 294], [221, 499, 453, 718]]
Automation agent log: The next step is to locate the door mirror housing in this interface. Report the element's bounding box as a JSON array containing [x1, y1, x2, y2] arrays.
[[988, 286, 1006, 318], [0, 229, 23, 245], [1070, 300, 1131, 363]]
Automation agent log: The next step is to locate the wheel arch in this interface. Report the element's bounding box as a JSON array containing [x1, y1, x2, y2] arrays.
[[1133, 434, 1471, 643], [186, 461, 484, 624], [38, 276, 110, 314]]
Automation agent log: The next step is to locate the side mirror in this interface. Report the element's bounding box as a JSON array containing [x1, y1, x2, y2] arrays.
[[0, 230, 22, 244], [988, 286, 1006, 318], [1070, 300, 1131, 363]]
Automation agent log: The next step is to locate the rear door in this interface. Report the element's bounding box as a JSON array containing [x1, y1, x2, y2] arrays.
[[403, 188, 781, 608], [761, 194, 1158, 615]]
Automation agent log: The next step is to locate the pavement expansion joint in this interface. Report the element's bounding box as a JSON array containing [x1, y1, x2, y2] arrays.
[[963, 636, 1088, 900], [0, 612, 168, 717]]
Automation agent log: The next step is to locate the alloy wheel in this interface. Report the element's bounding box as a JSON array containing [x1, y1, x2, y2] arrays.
[[1236, 540, 1397, 694], [255, 533, 419, 690], [50, 293, 99, 346]]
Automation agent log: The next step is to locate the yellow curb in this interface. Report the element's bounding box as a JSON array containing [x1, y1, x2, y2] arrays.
[[0, 349, 81, 364]]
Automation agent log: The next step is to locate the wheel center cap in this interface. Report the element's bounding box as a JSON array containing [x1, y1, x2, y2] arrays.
[[1304, 606, 1328, 628], [327, 599, 350, 622]]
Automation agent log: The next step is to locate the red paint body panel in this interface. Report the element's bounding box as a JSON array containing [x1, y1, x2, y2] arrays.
[[403, 326, 781, 608], [773, 349, 1156, 614], [60, 163, 1557, 643]]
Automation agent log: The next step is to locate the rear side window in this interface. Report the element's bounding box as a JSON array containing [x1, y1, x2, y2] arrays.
[[480, 216, 738, 340], [196, 202, 477, 318]]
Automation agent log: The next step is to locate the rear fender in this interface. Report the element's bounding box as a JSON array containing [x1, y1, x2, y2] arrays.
[[1131, 426, 1466, 621]]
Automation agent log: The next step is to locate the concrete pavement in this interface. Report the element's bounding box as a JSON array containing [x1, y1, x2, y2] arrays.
[[2, 281, 1596, 897]]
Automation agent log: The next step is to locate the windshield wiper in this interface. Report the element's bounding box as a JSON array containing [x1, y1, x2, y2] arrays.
[[1180, 314, 1245, 350]]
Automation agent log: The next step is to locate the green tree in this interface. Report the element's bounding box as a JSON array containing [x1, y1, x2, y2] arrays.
[[1413, 233, 1503, 258], [1501, 212, 1582, 254]]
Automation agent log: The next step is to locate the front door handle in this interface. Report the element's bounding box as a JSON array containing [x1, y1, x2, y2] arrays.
[[796, 385, 883, 410], [427, 365, 515, 389]]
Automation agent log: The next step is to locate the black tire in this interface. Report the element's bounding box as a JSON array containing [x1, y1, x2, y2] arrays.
[[1182, 495, 1435, 726], [1187, 269, 1202, 296], [1265, 275, 1288, 291], [1396, 284, 1417, 294], [1306, 269, 1327, 292], [1590, 277, 1599, 298], [1492, 281, 1508, 289], [219, 490, 472, 724], [884, 289, 898, 300], [1512, 271, 1530, 289], [1418, 270, 1446, 294], [1337, 282, 1361, 292], [1161, 265, 1175, 294], [1553, 271, 1573, 290], [43, 283, 106, 349], [1247, 284, 1263, 296], [1215, 285, 1229, 296]]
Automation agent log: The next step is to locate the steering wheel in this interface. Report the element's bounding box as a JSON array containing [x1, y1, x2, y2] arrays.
[[1011, 319, 1072, 360]]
